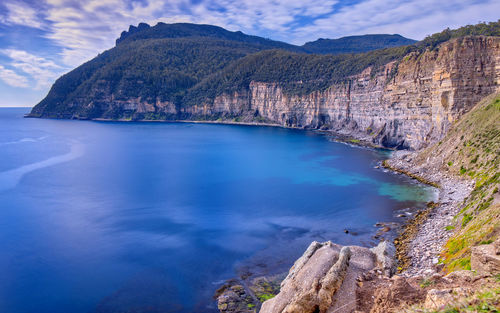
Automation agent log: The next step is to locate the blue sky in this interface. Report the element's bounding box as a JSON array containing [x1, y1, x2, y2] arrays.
[[0, 0, 498, 107]]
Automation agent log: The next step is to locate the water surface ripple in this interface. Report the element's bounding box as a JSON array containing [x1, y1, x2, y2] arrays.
[[0, 108, 435, 313]]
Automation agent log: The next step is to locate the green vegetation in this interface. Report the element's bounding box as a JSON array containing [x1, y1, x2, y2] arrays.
[[186, 44, 413, 105], [257, 293, 275, 302], [419, 278, 435, 288], [30, 20, 500, 119], [417, 20, 500, 50], [461, 214, 473, 227], [251, 279, 280, 304], [415, 93, 500, 272], [447, 257, 471, 272], [302, 34, 416, 54]]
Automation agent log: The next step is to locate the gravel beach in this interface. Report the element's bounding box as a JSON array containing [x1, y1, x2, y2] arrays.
[[387, 150, 474, 276]]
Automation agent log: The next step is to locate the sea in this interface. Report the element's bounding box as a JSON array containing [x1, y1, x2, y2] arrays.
[[0, 107, 436, 313]]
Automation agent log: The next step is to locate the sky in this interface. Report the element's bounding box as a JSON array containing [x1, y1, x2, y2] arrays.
[[0, 0, 498, 107]]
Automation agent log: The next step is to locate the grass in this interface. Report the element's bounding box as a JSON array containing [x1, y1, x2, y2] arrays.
[[461, 214, 473, 227], [411, 93, 500, 272], [446, 257, 471, 271]]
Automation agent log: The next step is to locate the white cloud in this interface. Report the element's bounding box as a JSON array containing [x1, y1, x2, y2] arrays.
[[0, 0, 498, 107], [1, 49, 65, 89], [290, 0, 500, 43], [0, 65, 29, 88], [38, 0, 340, 66], [1, 0, 499, 79], [0, 2, 45, 29], [43, 0, 175, 66]]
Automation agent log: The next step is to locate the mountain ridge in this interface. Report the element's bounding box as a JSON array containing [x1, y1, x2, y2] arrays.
[[302, 34, 417, 54], [29, 21, 500, 150], [115, 22, 417, 54]]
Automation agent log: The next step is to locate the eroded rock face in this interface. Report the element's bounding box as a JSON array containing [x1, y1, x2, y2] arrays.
[[470, 239, 500, 275], [259, 242, 351, 313], [55, 37, 500, 150], [184, 36, 500, 150]]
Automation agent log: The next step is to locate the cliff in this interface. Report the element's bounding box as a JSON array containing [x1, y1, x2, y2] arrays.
[[161, 36, 500, 149], [389, 92, 500, 273], [28, 22, 500, 150]]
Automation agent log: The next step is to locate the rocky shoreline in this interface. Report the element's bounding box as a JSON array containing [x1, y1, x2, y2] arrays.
[[386, 150, 474, 277], [214, 145, 485, 312]]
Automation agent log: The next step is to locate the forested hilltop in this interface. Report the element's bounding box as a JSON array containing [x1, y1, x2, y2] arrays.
[[29, 22, 421, 118], [29, 20, 500, 149]]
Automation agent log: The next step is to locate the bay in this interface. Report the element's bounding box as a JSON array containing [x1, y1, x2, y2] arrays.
[[0, 108, 435, 313]]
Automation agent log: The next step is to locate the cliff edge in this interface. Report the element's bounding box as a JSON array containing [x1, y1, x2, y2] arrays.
[[28, 22, 500, 150]]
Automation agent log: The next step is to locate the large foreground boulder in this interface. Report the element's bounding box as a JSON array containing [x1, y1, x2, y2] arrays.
[[260, 242, 350, 313], [260, 241, 382, 313]]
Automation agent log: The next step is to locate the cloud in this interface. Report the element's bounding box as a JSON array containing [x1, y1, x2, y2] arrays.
[[0, 65, 29, 88], [39, 0, 340, 66], [1, 49, 65, 89], [290, 0, 500, 43], [1, 0, 499, 93], [34, 0, 499, 68], [42, 0, 171, 66], [0, 2, 45, 29]]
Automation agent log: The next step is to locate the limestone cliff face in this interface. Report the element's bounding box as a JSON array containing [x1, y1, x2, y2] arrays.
[[175, 36, 500, 149], [70, 36, 500, 150]]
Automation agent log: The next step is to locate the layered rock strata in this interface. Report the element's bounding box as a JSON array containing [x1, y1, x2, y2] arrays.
[[57, 36, 500, 150], [190, 37, 500, 149]]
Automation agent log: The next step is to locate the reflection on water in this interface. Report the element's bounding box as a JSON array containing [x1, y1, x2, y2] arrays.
[[0, 108, 436, 313], [0, 141, 84, 191]]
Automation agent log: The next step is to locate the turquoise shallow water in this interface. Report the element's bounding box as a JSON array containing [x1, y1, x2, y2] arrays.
[[0, 108, 436, 313]]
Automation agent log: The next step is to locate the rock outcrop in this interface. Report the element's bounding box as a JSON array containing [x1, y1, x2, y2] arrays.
[[29, 36, 500, 150], [423, 287, 473, 311], [369, 241, 396, 277], [257, 241, 392, 313], [186, 36, 500, 150], [470, 239, 500, 275]]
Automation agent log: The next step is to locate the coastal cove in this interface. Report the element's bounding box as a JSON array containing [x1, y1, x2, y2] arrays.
[[0, 108, 437, 313]]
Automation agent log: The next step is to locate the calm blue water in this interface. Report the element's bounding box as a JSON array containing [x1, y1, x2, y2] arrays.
[[0, 108, 435, 313]]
